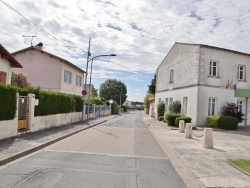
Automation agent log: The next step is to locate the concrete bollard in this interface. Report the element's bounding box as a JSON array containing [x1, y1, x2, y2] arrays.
[[179, 120, 185, 133], [185, 123, 193, 139], [203, 128, 213, 149]]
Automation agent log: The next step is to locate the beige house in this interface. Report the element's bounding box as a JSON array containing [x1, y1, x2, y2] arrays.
[[0, 44, 23, 85], [12, 43, 85, 96]]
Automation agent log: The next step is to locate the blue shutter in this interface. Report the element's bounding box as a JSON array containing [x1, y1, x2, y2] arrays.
[[76, 75, 78, 86], [64, 70, 67, 82], [69, 72, 72, 83]]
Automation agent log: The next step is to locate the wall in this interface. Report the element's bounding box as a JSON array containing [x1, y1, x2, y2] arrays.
[[31, 112, 82, 132], [0, 55, 12, 84], [155, 86, 198, 125], [0, 119, 17, 140], [156, 43, 199, 92]]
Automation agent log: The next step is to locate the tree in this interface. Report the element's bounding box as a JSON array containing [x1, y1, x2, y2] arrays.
[[99, 79, 127, 105], [91, 86, 98, 97], [147, 74, 156, 94], [221, 102, 244, 122], [11, 72, 30, 88]]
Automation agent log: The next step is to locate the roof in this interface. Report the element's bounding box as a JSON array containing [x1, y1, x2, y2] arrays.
[[175, 42, 250, 56], [12, 46, 85, 74], [0, 44, 23, 68]]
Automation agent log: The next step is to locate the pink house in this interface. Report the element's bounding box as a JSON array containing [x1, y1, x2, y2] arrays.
[[12, 43, 85, 96], [0, 44, 23, 85]]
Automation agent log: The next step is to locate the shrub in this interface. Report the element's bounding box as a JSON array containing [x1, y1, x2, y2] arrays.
[[219, 116, 238, 130], [165, 113, 181, 126], [90, 97, 104, 105], [157, 116, 164, 121], [157, 101, 165, 117], [169, 100, 181, 113], [175, 116, 192, 127], [111, 101, 119, 115], [122, 105, 128, 112], [0, 84, 18, 120], [221, 103, 244, 122], [206, 116, 220, 128]]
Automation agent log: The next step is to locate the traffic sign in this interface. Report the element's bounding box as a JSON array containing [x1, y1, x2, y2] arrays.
[[82, 90, 88, 96]]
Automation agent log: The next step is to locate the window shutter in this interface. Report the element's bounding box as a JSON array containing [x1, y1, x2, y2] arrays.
[[64, 70, 67, 82], [69, 72, 72, 83], [76, 76, 78, 85], [80, 77, 82, 86]]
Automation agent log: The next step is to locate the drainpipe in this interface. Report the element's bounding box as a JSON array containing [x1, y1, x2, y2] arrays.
[[245, 97, 248, 126]]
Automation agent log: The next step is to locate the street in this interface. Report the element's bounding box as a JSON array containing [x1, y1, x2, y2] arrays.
[[0, 112, 186, 188]]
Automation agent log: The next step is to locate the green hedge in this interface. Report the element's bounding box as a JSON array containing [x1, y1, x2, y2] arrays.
[[0, 84, 18, 120], [219, 116, 238, 130], [157, 116, 164, 121], [207, 116, 220, 128], [18, 87, 83, 116], [164, 112, 181, 126], [175, 116, 192, 127], [111, 101, 119, 115]]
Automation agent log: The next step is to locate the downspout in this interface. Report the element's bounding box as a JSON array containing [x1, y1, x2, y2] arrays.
[[196, 46, 201, 126], [245, 97, 248, 126]]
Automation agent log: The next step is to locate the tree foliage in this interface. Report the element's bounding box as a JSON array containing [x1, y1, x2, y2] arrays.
[[90, 97, 104, 105], [11, 72, 30, 88], [91, 86, 98, 97], [144, 93, 155, 106], [221, 103, 244, 122], [99, 79, 127, 105], [147, 74, 156, 94]]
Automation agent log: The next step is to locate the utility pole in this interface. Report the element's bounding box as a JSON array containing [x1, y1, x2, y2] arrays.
[[120, 89, 122, 113], [82, 38, 91, 122]]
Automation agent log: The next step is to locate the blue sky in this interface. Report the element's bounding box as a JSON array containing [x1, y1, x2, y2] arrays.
[[1, 0, 250, 102]]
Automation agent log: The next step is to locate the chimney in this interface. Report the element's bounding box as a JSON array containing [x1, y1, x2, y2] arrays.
[[35, 42, 43, 50]]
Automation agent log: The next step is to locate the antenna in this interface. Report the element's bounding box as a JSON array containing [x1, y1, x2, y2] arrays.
[[23, 35, 36, 46]]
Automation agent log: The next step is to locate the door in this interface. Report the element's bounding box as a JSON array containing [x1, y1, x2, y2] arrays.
[[18, 96, 29, 130]]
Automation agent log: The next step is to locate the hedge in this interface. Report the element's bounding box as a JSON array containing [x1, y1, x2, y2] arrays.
[[164, 112, 181, 126], [111, 100, 119, 115], [175, 116, 192, 127], [0, 84, 18, 120], [157, 116, 164, 121], [206, 116, 220, 128], [219, 116, 238, 130]]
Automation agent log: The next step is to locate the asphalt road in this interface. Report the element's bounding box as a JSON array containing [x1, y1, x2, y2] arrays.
[[0, 111, 187, 188]]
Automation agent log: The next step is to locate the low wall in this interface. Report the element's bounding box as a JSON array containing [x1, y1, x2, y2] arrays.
[[31, 112, 82, 132], [0, 119, 17, 140]]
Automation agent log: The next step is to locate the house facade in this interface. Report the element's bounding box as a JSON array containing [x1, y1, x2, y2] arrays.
[[12, 43, 85, 96], [0, 44, 22, 84], [155, 42, 250, 126]]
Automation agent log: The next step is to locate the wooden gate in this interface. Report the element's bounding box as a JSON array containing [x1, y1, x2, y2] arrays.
[[18, 96, 29, 130]]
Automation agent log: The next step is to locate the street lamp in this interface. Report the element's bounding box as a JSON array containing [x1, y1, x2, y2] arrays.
[[86, 54, 116, 121]]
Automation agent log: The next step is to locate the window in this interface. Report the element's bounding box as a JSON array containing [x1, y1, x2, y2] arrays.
[[209, 60, 218, 77], [237, 100, 243, 112], [165, 98, 169, 111], [208, 98, 217, 116], [0, 71, 7, 85], [183, 97, 188, 115], [76, 75, 82, 87], [169, 98, 173, 105], [237, 65, 246, 80], [158, 98, 161, 103], [64, 70, 72, 83], [170, 69, 174, 83]]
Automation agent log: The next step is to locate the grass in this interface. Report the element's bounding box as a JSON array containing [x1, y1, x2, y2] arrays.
[[228, 159, 250, 174]]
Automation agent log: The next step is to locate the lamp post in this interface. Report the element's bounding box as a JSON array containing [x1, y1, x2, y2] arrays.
[[119, 89, 122, 113], [86, 54, 116, 121]]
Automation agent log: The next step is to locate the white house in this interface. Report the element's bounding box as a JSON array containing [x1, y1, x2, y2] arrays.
[[124, 100, 133, 108], [0, 44, 22, 84], [12, 43, 85, 96], [155, 42, 250, 126]]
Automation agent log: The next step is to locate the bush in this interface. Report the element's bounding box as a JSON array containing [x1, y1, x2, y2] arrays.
[[165, 113, 181, 126], [169, 100, 181, 113], [0, 84, 18, 120], [90, 97, 104, 105], [157, 116, 164, 121], [175, 116, 192, 127], [206, 116, 220, 128], [221, 103, 244, 122], [219, 116, 238, 130], [157, 101, 165, 117], [122, 105, 128, 112], [111, 101, 119, 115]]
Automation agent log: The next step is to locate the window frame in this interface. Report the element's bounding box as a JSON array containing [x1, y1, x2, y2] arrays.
[[170, 69, 174, 83], [182, 97, 188, 115], [76, 75, 82, 87], [208, 97, 217, 116], [64, 70, 72, 84], [209, 60, 219, 77], [237, 65, 246, 81]]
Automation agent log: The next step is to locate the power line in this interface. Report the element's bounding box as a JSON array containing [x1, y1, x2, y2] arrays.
[[0, 0, 88, 51]]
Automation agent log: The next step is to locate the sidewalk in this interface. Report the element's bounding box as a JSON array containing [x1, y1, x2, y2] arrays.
[[141, 112, 250, 188], [0, 115, 118, 166]]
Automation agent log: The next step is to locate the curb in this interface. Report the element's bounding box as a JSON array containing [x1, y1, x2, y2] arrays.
[[0, 119, 109, 167]]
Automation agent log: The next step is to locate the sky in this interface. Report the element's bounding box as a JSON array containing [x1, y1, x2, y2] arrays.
[[1, 0, 250, 102]]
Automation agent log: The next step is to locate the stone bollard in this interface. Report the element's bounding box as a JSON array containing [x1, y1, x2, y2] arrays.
[[203, 128, 213, 149], [179, 120, 185, 133], [185, 123, 193, 139]]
